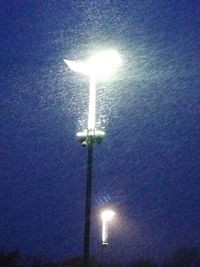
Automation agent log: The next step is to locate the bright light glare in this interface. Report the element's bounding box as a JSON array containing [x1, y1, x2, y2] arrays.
[[63, 49, 121, 132], [88, 50, 121, 78], [101, 209, 115, 245], [101, 209, 115, 221], [88, 75, 96, 130], [64, 50, 121, 79]]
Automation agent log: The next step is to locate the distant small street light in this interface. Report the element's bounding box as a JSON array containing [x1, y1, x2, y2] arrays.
[[101, 209, 115, 246], [101, 209, 115, 264]]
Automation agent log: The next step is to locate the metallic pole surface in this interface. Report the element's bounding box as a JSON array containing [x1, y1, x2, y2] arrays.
[[101, 244, 106, 266], [83, 137, 94, 267]]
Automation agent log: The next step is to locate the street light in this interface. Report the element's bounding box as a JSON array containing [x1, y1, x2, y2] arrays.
[[101, 209, 115, 264], [64, 50, 121, 267], [101, 209, 115, 246]]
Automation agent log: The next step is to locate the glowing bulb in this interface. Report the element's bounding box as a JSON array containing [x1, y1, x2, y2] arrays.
[[88, 50, 121, 77], [101, 209, 115, 221]]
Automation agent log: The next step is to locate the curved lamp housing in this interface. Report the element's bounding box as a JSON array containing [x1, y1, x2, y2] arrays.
[[64, 49, 121, 78], [63, 60, 91, 76]]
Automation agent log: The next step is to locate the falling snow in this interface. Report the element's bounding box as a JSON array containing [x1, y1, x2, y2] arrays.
[[0, 0, 200, 264]]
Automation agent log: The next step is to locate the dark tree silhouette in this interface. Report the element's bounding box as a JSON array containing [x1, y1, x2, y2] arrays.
[[162, 247, 200, 267], [127, 258, 157, 267], [0, 250, 6, 267], [28, 256, 42, 267], [0, 249, 21, 267], [61, 256, 102, 267]]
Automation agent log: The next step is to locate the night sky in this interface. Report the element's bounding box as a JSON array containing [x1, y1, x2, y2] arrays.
[[1, 0, 200, 264]]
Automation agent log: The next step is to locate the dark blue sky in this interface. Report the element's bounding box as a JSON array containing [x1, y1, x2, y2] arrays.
[[1, 0, 200, 263]]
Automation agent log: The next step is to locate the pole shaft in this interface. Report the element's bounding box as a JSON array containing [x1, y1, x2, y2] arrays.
[[88, 75, 96, 130], [83, 140, 94, 267], [101, 245, 104, 266]]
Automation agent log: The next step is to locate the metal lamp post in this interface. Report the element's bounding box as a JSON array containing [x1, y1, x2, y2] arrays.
[[64, 50, 120, 267]]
